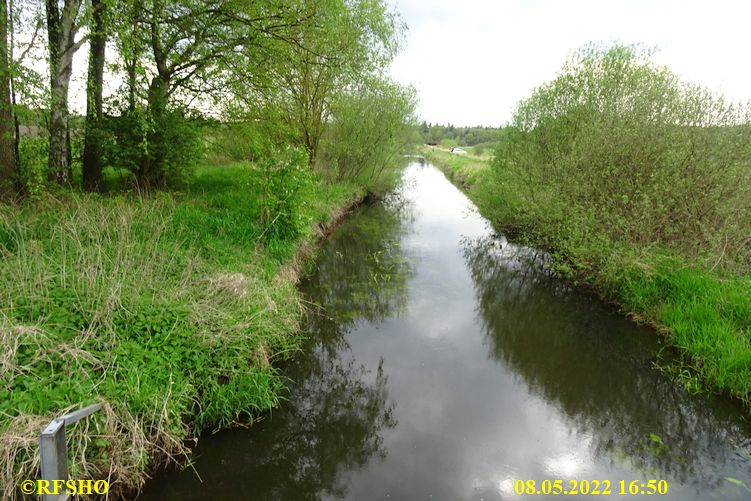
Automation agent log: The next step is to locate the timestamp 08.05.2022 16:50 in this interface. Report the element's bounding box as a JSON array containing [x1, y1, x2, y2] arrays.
[[513, 479, 669, 496]]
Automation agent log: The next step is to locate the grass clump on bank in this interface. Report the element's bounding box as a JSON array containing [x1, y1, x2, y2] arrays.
[[424, 43, 751, 407], [0, 161, 363, 498]]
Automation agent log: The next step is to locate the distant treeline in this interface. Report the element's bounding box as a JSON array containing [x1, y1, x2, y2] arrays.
[[419, 122, 501, 146]]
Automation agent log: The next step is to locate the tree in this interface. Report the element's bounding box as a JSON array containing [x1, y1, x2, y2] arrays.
[[0, 0, 14, 196], [232, 0, 403, 166], [316, 76, 417, 184], [82, 0, 106, 192], [115, 0, 318, 186], [46, 0, 86, 185]]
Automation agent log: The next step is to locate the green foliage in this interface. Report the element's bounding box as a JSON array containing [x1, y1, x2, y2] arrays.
[[205, 120, 286, 164], [17, 136, 48, 195], [427, 43, 751, 410], [225, 0, 405, 165], [0, 160, 363, 495], [101, 106, 204, 188], [495, 43, 751, 268], [316, 76, 418, 191], [99, 108, 147, 176], [256, 147, 317, 259]]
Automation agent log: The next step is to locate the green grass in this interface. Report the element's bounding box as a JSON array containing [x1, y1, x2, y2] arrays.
[[423, 147, 490, 188], [425, 146, 751, 408], [608, 255, 751, 401], [0, 162, 364, 497]]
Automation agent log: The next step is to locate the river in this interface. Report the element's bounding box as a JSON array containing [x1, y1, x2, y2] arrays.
[[139, 161, 751, 500]]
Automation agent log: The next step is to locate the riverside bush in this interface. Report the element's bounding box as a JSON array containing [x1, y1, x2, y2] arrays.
[[494, 44, 751, 272], [426, 43, 751, 408], [316, 76, 419, 192]]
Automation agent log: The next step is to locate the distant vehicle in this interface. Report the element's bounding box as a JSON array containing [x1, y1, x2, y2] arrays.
[[450, 147, 467, 155]]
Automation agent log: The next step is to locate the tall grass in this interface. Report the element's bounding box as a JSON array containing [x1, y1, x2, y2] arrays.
[[0, 162, 362, 498]]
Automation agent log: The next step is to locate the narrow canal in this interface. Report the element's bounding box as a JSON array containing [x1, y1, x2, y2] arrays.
[[139, 162, 751, 500]]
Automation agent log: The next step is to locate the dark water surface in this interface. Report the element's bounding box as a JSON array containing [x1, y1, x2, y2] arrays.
[[139, 163, 751, 500]]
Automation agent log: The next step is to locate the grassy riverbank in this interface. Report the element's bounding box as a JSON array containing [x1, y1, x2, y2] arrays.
[[0, 162, 366, 497], [425, 146, 751, 408]]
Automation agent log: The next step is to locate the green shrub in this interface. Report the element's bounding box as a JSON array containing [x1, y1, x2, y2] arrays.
[[316, 76, 419, 192], [495, 43, 751, 271], [102, 107, 205, 188], [257, 148, 316, 255], [205, 120, 291, 164], [17, 136, 48, 195]]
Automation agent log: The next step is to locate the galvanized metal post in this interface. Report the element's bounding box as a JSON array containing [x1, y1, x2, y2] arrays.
[[39, 419, 68, 501], [39, 404, 102, 501]]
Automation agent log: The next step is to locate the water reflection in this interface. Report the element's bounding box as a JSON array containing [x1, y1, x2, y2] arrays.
[[140, 163, 751, 501], [138, 197, 412, 501], [303, 194, 413, 345], [462, 234, 751, 492]]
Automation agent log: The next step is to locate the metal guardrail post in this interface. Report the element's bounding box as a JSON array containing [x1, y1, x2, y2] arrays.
[[39, 404, 102, 501]]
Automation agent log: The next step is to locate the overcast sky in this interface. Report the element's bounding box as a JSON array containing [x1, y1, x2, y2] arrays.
[[388, 0, 751, 127]]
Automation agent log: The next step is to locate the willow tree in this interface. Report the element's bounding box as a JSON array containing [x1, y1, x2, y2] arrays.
[[238, 0, 404, 165]]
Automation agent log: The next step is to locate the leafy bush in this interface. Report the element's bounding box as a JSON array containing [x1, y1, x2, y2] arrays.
[[494, 43, 751, 271], [17, 136, 48, 195], [257, 148, 317, 259], [101, 107, 205, 189], [316, 76, 419, 191], [205, 118, 294, 164]]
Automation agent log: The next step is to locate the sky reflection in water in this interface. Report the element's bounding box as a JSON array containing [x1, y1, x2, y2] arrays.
[[139, 162, 751, 501]]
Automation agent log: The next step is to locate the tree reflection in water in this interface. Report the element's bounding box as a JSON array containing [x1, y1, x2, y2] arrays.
[[304, 193, 413, 347], [138, 193, 412, 501], [462, 234, 751, 491]]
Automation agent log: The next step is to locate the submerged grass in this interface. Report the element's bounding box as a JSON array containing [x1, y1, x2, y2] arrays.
[[425, 147, 751, 408], [0, 162, 364, 499]]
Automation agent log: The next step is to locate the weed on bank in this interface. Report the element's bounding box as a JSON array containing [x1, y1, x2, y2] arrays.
[[0, 162, 362, 497]]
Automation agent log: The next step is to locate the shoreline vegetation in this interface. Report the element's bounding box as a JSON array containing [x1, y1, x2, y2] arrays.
[[0, 161, 380, 498], [0, 0, 419, 496], [422, 45, 751, 412]]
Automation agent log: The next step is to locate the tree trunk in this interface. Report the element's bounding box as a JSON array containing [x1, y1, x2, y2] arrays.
[[83, 0, 105, 192], [126, 59, 137, 112], [125, 0, 141, 112], [0, 0, 14, 197], [138, 74, 168, 187], [48, 61, 72, 184], [8, 0, 19, 189], [46, 0, 82, 186]]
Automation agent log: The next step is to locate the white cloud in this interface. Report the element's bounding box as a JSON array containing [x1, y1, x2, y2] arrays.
[[388, 0, 751, 126]]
